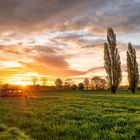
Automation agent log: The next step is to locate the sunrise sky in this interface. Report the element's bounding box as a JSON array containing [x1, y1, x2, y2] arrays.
[[0, 0, 140, 84]]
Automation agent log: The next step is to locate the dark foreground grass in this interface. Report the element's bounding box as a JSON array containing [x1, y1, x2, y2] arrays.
[[0, 90, 140, 140]]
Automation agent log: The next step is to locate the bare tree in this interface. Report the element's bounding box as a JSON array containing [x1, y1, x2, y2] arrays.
[[83, 78, 89, 90], [104, 28, 122, 93], [127, 43, 139, 93], [64, 79, 74, 90], [55, 78, 63, 90], [91, 76, 107, 90], [31, 76, 38, 86], [41, 77, 47, 86]]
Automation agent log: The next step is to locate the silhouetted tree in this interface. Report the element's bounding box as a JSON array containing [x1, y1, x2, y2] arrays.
[[41, 77, 47, 86], [127, 43, 139, 93], [104, 28, 122, 93], [100, 78, 107, 89], [83, 78, 89, 90], [31, 76, 38, 86], [71, 84, 78, 90], [78, 83, 84, 90], [91, 76, 107, 90], [64, 79, 74, 90], [55, 78, 63, 90]]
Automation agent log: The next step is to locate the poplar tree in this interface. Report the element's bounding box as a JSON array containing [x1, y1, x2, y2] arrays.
[[127, 43, 139, 93], [104, 28, 122, 93]]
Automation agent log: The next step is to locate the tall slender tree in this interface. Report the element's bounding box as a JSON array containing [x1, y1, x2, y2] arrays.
[[127, 43, 139, 93], [104, 28, 122, 93]]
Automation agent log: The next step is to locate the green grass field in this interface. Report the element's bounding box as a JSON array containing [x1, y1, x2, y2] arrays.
[[0, 90, 140, 140]]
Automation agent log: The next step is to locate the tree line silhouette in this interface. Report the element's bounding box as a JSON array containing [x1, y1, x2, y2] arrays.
[[55, 76, 107, 91]]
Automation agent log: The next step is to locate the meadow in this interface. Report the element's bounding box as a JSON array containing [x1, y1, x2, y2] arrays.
[[0, 90, 140, 140]]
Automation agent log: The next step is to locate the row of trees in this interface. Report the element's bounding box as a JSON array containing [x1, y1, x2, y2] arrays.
[[55, 28, 139, 93], [104, 28, 139, 93], [31, 76, 48, 86], [55, 76, 107, 90]]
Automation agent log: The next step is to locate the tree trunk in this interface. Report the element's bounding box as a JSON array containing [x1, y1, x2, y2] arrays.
[[111, 86, 117, 94], [130, 82, 136, 93], [131, 86, 136, 93]]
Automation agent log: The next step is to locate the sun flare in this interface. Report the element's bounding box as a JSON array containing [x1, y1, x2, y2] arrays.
[[12, 81, 30, 86]]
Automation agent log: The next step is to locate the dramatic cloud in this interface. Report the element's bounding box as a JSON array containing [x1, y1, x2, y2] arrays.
[[0, 0, 139, 83], [0, 0, 139, 33]]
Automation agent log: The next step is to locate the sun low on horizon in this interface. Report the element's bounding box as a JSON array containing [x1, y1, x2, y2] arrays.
[[0, 0, 140, 85]]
